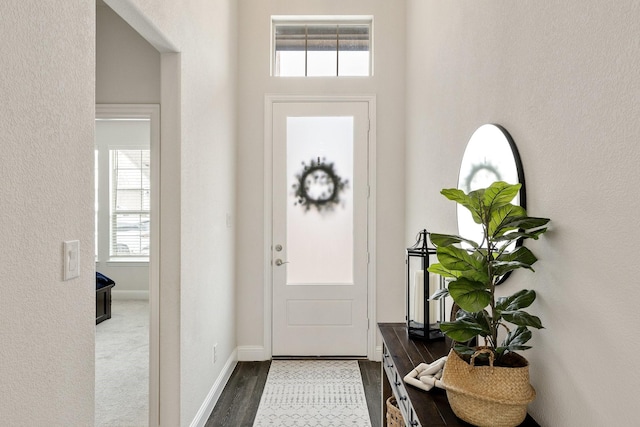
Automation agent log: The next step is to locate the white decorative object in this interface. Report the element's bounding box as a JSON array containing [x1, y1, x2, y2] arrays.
[[411, 270, 440, 325], [403, 356, 448, 392]]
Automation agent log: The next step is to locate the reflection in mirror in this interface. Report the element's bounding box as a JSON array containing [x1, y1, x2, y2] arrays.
[[457, 124, 525, 278]]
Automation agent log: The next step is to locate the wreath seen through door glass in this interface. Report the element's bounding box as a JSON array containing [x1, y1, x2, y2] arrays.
[[292, 157, 349, 212]]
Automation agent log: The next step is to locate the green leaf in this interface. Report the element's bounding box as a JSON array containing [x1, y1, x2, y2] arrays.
[[500, 216, 550, 232], [440, 187, 468, 203], [429, 233, 479, 249], [441, 188, 483, 223], [439, 320, 486, 342], [427, 263, 461, 279], [448, 278, 491, 312], [466, 310, 492, 335], [483, 181, 521, 213], [489, 204, 526, 238], [452, 344, 477, 356], [496, 290, 536, 311], [457, 269, 490, 284], [494, 228, 548, 244], [496, 344, 532, 355], [436, 246, 485, 273], [494, 346, 507, 357], [502, 310, 544, 329], [500, 326, 533, 350], [491, 260, 533, 277], [429, 287, 449, 300], [492, 247, 538, 276], [497, 246, 538, 267]]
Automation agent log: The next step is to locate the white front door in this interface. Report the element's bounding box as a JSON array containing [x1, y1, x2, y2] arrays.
[[271, 101, 370, 357]]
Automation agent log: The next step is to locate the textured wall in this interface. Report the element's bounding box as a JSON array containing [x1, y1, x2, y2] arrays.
[[236, 0, 407, 355], [0, 0, 237, 424], [405, 1, 640, 425], [0, 1, 96, 425], [105, 0, 239, 425]]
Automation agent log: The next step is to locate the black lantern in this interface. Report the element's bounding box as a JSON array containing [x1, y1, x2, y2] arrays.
[[406, 230, 445, 340]]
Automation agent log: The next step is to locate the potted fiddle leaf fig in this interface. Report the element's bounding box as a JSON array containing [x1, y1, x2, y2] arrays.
[[427, 181, 550, 427]]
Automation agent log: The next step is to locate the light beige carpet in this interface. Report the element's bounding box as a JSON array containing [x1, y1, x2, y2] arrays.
[[95, 299, 149, 427]]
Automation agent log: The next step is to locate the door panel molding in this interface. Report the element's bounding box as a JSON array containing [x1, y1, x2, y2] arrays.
[[263, 94, 377, 360]]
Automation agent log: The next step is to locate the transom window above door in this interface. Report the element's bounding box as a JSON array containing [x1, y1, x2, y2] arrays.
[[272, 17, 372, 77]]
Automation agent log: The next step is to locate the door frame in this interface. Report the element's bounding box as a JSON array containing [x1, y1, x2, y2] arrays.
[[95, 104, 160, 425], [263, 94, 377, 360]]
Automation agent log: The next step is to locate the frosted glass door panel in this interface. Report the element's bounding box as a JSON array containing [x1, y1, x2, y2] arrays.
[[286, 116, 354, 285]]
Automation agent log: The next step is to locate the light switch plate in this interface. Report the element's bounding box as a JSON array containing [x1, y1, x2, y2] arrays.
[[63, 240, 80, 280]]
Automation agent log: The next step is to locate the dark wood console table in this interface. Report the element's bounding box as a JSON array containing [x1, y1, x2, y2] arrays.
[[379, 323, 539, 426]]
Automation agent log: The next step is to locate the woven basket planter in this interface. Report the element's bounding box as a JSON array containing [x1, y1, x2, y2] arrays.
[[440, 348, 536, 427], [385, 396, 404, 427]]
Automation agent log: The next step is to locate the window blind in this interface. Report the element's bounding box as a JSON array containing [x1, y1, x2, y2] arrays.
[[110, 149, 150, 257], [275, 24, 370, 52], [273, 19, 372, 77]]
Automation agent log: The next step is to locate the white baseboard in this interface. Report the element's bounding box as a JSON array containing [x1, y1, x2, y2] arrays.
[[237, 345, 267, 361], [373, 345, 383, 362], [111, 290, 149, 300], [189, 348, 238, 427]]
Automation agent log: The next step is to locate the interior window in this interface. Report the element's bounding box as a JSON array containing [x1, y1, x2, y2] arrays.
[[273, 18, 372, 77]]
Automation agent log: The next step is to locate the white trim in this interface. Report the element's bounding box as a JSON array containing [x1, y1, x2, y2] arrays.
[[237, 345, 268, 361], [111, 290, 150, 300], [271, 15, 374, 22], [105, 259, 149, 266], [366, 98, 377, 361], [263, 94, 377, 360], [188, 349, 238, 427], [373, 345, 383, 363], [263, 97, 274, 360], [96, 104, 160, 425], [95, 104, 159, 119], [103, 0, 178, 53]]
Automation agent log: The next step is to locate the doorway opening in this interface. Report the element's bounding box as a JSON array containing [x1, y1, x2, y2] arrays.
[[95, 105, 160, 426]]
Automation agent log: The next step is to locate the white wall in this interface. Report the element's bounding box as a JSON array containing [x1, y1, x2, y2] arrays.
[[96, 3, 160, 104], [0, 1, 96, 425], [104, 0, 239, 425], [236, 0, 407, 357], [0, 0, 236, 425], [406, 1, 640, 425]]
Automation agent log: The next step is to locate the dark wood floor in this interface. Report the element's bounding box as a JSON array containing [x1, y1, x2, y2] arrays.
[[206, 360, 382, 427], [359, 360, 382, 426]]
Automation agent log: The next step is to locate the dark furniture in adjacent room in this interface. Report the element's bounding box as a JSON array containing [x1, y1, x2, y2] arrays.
[[96, 272, 116, 324]]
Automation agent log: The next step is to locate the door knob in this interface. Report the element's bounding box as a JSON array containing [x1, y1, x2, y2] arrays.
[[275, 259, 289, 266], [275, 244, 283, 252]]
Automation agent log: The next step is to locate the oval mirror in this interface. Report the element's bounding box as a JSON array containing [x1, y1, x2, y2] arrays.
[[457, 124, 525, 282]]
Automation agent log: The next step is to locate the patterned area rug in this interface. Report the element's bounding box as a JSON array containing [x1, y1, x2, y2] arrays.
[[253, 360, 372, 427]]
